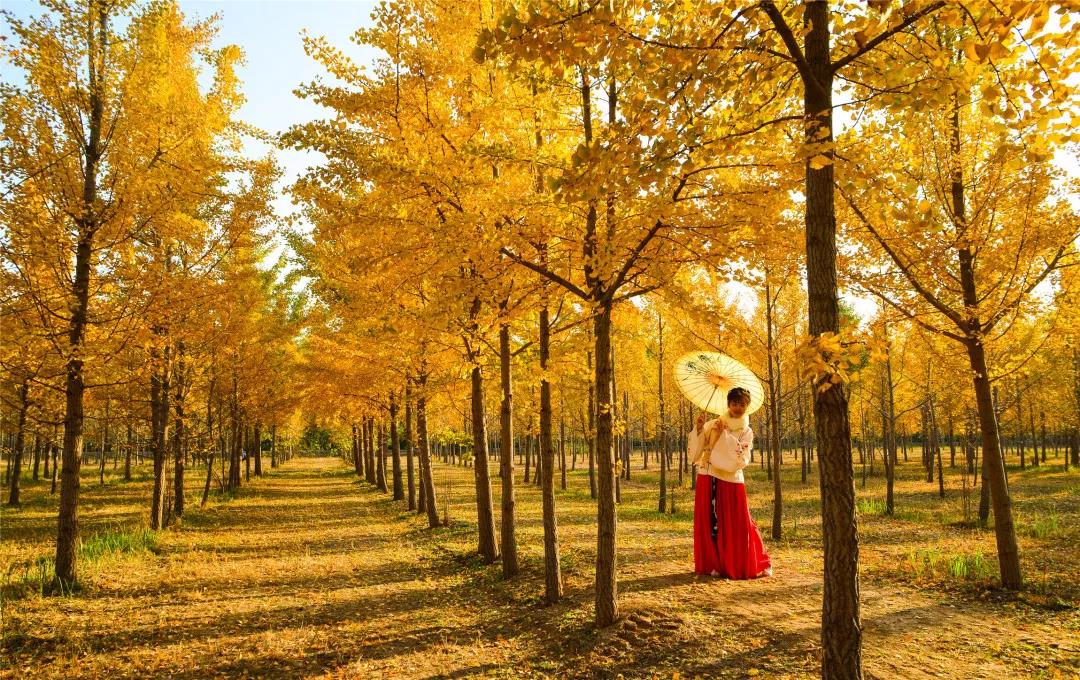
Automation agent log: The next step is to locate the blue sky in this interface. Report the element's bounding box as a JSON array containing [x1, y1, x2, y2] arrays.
[[2, 0, 383, 242]]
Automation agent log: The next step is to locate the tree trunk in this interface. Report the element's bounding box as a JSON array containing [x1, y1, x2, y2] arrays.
[[150, 342, 172, 531], [949, 416, 956, 468], [98, 401, 108, 486], [6, 381, 28, 506], [798, 382, 808, 484], [497, 322, 518, 577], [560, 409, 567, 491], [417, 373, 440, 528], [173, 347, 186, 518], [124, 423, 132, 482], [201, 388, 216, 507], [391, 394, 404, 500], [948, 94, 1021, 588], [55, 237, 91, 581], [1039, 411, 1047, 465], [377, 420, 388, 492], [54, 2, 111, 589], [230, 412, 242, 491], [524, 425, 531, 483], [33, 433, 41, 482], [929, 396, 944, 499], [592, 303, 618, 627], [658, 314, 667, 514], [539, 301, 563, 601], [884, 352, 897, 515], [406, 382, 417, 511], [352, 423, 362, 476], [535, 426, 544, 489], [966, 340, 1021, 586], [767, 279, 782, 540], [800, 1, 862, 673], [254, 421, 263, 477], [622, 390, 630, 482], [588, 350, 597, 499], [51, 437, 59, 496], [470, 362, 498, 562], [1028, 404, 1038, 468], [360, 418, 368, 482], [368, 417, 378, 485]]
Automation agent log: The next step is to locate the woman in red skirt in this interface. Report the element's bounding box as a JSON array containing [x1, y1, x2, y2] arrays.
[[688, 387, 771, 579]]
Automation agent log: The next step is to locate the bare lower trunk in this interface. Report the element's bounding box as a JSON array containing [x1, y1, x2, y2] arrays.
[[55, 3, 110, 589], [149, 342, 171, 530], [202, 382, 216, 508], [658, 316, 667, 513], [124, 423, 132, 481], [391, 395, 404, 501], [966, 339, 1021, 587], [365, 417, 376, 485], [6, 381, 28, 506], [352, 423, 362, 476], [173, 348, 186, 518], [588, 350, 597, 499], [98, 407, 108, 486], [499, 322, 519, 578], [33, 434, 41, 482], [49, 440, 58, 498], [801, 1, 861, 672], [417, 375, 440, 528], [406, 383, 416, 510], [470, 363, 498, 562], [766, 281, 782, 539], [929, 397, 944, 499], [559, 413, 567, 491], [254, 421, 262, 477], [938, 87, 1021, 586], [593, 304, 618, 626], [539, 304, 563, 601], [376, 420, 387, 493]]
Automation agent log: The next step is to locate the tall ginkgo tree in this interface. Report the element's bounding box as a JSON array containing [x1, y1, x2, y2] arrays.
[[837, 10, 1079, 593], [1, 0, 246, 587]]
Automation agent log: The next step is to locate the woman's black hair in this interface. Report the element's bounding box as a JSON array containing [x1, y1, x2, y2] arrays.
[[727, 387, 751, 405]]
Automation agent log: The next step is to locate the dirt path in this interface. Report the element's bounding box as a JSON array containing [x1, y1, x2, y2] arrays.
[[3, 457, 1077, 679]]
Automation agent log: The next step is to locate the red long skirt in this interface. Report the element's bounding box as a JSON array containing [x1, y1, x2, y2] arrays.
[[693, 473, 771, 579]]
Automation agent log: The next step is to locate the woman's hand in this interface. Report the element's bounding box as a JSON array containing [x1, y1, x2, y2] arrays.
[[695, 412, 706, 434]]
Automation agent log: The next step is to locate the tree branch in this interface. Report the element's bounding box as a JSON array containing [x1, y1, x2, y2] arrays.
[[831, 1, 947, 73], [837, 183, 967, 330], [759, 1, 830, 103], [983, 246, 1070, 334], [500, 247, 588, 300]]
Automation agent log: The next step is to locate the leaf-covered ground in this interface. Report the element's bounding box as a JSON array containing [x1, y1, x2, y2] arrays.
[[2, 452, 1078, 678]]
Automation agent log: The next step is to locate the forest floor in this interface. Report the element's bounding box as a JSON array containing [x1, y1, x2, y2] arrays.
[[2, 451, 1079, 679]]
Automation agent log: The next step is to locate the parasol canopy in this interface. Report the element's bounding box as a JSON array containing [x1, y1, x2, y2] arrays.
[[673, 351, 764, 416]]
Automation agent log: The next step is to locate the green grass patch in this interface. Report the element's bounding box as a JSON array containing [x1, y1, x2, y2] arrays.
[[1, 526, 158, 601], [857, 498, 888, 515], [903, 548, 995, 582], [1017, 512, 1063, 539], [855, 497, 926, 522], [78, 525, 158, 561]]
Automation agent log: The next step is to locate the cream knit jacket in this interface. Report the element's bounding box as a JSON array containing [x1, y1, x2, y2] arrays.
[[688, 412, 754, 484]]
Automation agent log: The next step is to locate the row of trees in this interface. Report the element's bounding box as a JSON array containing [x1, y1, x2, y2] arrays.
[[284, 1, 1077, 678], [1, 1, 301, 586], [3, 2, 1077, 678]]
